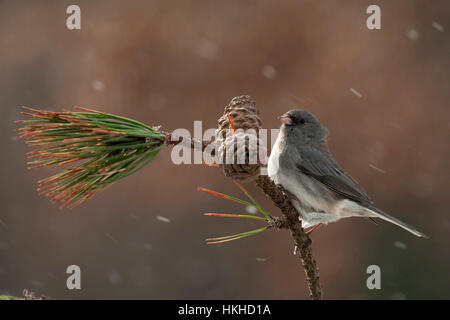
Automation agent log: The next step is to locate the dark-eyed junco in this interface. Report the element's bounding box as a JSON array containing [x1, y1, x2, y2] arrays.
[[268, 109, 427, 237]]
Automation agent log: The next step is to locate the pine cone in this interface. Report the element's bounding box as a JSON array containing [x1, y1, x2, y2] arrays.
[[217, 95, 261, 139], [216, 95, 263, 181]]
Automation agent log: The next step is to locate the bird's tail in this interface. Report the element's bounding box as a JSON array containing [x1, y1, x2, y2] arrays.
[[365, 206, 428, 238]]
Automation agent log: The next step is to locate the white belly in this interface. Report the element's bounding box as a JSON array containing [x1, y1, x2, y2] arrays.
[[268, 146, 329, 212], [267, 136, 282, 182], [267, 136, 351, 227]]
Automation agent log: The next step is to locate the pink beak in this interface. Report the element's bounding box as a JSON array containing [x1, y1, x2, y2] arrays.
[[279, 115, 292, 125]]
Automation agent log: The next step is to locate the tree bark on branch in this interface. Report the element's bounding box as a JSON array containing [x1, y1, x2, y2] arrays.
[[255, 175, 322, 300]]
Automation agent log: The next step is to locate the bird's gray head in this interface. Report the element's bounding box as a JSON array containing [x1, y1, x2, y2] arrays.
[[279, 109, 328, 142]]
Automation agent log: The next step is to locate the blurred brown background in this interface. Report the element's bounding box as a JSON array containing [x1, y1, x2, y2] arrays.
[[1, 0, 449, 299]]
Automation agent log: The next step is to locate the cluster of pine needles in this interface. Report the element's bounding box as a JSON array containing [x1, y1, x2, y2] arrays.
[[198, 181, 273, 244], [16, 106, 165, 209], [16, 106, 272, 244]]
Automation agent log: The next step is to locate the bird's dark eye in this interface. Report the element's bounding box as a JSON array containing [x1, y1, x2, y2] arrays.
[[299, 118, 306, 124]]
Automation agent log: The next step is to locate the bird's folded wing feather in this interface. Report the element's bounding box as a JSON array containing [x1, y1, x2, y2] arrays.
[[293, 144, 373, 205]]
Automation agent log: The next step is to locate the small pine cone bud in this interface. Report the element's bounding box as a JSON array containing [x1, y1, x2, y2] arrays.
[[216, 95, 263, 181]]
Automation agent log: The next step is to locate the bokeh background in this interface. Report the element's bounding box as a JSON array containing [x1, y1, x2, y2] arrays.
[[1, 0, 449, 299]]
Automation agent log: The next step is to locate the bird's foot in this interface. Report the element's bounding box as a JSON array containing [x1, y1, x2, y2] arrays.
[[305, 223, 323, 235]]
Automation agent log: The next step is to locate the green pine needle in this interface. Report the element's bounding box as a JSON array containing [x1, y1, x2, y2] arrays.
[[206, 227, 269, 244], [233, 180, 273, 222], [198, 185, 272, 221], [204, 213, 266, 221], [199, 183, 273, 244]]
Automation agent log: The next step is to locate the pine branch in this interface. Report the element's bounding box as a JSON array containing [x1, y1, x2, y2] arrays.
[[15, 101, 322, 299], [16, 107, 165, 208]]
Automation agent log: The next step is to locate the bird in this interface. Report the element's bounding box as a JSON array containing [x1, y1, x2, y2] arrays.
[[267, 109, 427, 238]]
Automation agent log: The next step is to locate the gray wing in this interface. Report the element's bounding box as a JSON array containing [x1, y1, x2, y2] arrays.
[[293, 144, 373, 205]]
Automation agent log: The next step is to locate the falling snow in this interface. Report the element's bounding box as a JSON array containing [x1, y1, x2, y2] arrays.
[[394, 241, 408, 250], [369, 164, 386, 174], [255, 258, 267, 262], [245, 206, 258, 215], [195, 39, 220, 61], [406, 29, 419, 41], [156, 215, 171, 223], [104, 232, 119, 244], [432, 21, 444, 32], [92, 80, 105, 91], [262, 65, 277, 79], [349, 88, 362, 98]]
